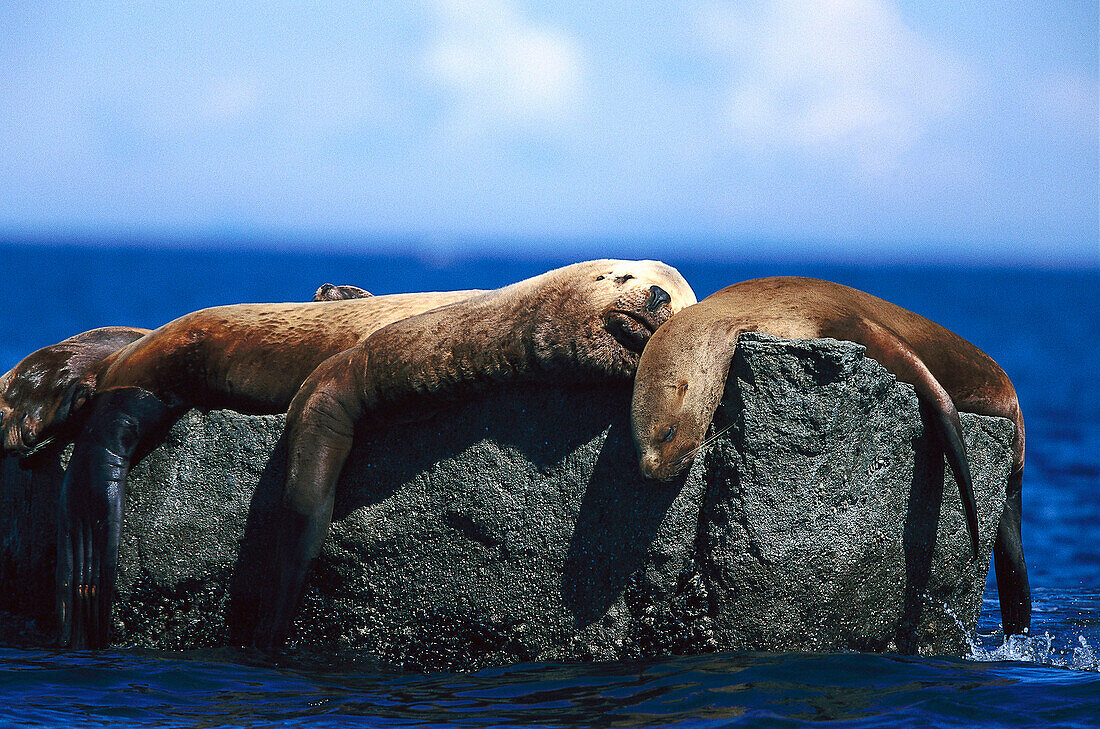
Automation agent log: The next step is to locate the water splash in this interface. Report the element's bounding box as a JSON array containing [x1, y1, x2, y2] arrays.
[[967, 630, 1098, 672], [938, 599, 1098, 672]]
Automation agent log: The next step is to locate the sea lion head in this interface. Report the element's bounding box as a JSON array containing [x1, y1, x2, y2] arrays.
[[1, 327, 149, 453], [529, 259, 696, 379], [0, 355, 85, 453], [630, 307, 731, 481]]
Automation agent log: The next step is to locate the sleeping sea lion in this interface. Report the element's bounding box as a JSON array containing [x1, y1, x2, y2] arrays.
[[629, 276, 1030, 635], [41, 288, 489, 649], [1, 283, 374, 455], [252, 259, 697, 649], [45, 260, 695, 650], [313, 284, 373, 301]]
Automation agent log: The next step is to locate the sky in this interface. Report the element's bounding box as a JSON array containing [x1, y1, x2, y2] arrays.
[[1, 1, 1096, 267]]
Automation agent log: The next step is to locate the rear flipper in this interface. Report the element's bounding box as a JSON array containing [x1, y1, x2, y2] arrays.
[[921, 395, 980, 561], [1, 327, 150, 454], [56, 387, 173, 649], [994, 468, 1031, 635]]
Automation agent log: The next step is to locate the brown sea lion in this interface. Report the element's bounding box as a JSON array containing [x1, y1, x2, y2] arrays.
[[48, 289, 488, 649], [49, 260, 695, 650], [630, 276, 1030, 635], [1, 327, 152, 453], [252, 259, 698, 649], [1, 284, 376, 455]]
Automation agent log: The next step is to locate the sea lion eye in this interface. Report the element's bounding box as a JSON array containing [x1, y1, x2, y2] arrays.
[[596, 275, 605, 281], [661, 424, 678, 443], [615, 274, 635, 284]]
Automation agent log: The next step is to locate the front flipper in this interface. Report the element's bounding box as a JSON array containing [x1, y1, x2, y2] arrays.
[[856, 326, 980, 560], [56, 388, 172, 649], [254, 357, 363, 652]]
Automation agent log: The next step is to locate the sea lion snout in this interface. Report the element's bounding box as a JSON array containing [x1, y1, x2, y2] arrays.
[[639, 453, 663, 481], [646, 285, 671, 313], [638, 451, 686, 482]]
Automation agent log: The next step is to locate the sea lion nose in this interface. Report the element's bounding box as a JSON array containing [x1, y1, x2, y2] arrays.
[[646, 285, 671, 313]]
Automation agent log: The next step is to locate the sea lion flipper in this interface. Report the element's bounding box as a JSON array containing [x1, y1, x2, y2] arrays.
[[57, 388, 172, 649], [994, 469, 1031, 634], [861, 329, 980, 560], [924, 395, 980, 561], [255, 359, 363, 651]]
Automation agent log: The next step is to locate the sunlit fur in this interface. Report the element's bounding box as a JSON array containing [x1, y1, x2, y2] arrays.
[[632, 276, 1022, 482]]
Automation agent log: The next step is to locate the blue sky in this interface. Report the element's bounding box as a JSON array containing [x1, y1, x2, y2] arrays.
[[1, 1, 1096, 266]]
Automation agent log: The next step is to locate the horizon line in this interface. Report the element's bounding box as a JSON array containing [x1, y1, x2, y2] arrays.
[[2, 231, 1096, 272]]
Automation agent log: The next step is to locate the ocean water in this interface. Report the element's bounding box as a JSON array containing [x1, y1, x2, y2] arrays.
[[0, 243, 1097, 728]]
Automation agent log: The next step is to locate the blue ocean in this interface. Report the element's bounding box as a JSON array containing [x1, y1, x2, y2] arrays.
[[0, 242, 1096, 728]]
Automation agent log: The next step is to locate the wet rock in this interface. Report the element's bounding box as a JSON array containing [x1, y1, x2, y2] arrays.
[[0, 334, 1014, 668]]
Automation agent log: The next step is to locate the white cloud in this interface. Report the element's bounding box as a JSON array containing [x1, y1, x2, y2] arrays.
[[700, 0, 962, 167], [424, 0, 584, 132]]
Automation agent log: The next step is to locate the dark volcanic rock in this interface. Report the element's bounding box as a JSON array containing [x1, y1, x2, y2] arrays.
[[0, 334, 1014, 668]]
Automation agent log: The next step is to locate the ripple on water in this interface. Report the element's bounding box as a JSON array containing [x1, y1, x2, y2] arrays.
[[0, 645, 1098, 728]]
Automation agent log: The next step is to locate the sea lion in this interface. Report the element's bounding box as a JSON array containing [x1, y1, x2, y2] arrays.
[[630, 276, 1030, 635], [1, 327, 152, 453], [252, 259, 697, 649], [46, 260, 695, 650], [43, 289, 488, 649], [2, 284, 375, 455]]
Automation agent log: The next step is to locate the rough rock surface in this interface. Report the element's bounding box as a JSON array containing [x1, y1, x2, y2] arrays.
[[0, 334, 1015, 668]]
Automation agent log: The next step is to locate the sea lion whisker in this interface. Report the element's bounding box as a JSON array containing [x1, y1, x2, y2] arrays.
[[674, 420, 738, 465], [18, 434, 57, 458]]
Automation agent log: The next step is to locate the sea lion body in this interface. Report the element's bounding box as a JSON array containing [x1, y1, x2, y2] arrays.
[[96, 292, 484, 413], [256, 259, 697, 648], [45, 259, 696, 650], [631, 276, 1029, 635], [0, 291, 484, 454], [313, 283, 372, 301]]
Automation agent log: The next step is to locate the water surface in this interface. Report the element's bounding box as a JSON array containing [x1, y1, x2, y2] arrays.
[[1, 244, 1096, 727]]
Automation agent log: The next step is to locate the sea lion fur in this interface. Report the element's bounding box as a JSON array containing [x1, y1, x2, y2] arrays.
[[630, 276, 1030, 635], [255, 259, 697, 648]]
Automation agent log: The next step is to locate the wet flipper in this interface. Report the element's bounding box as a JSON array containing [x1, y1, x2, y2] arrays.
[[994, 468, 1031, 635], [921, 394, 980, 560], [56, 387, 172, 649]]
